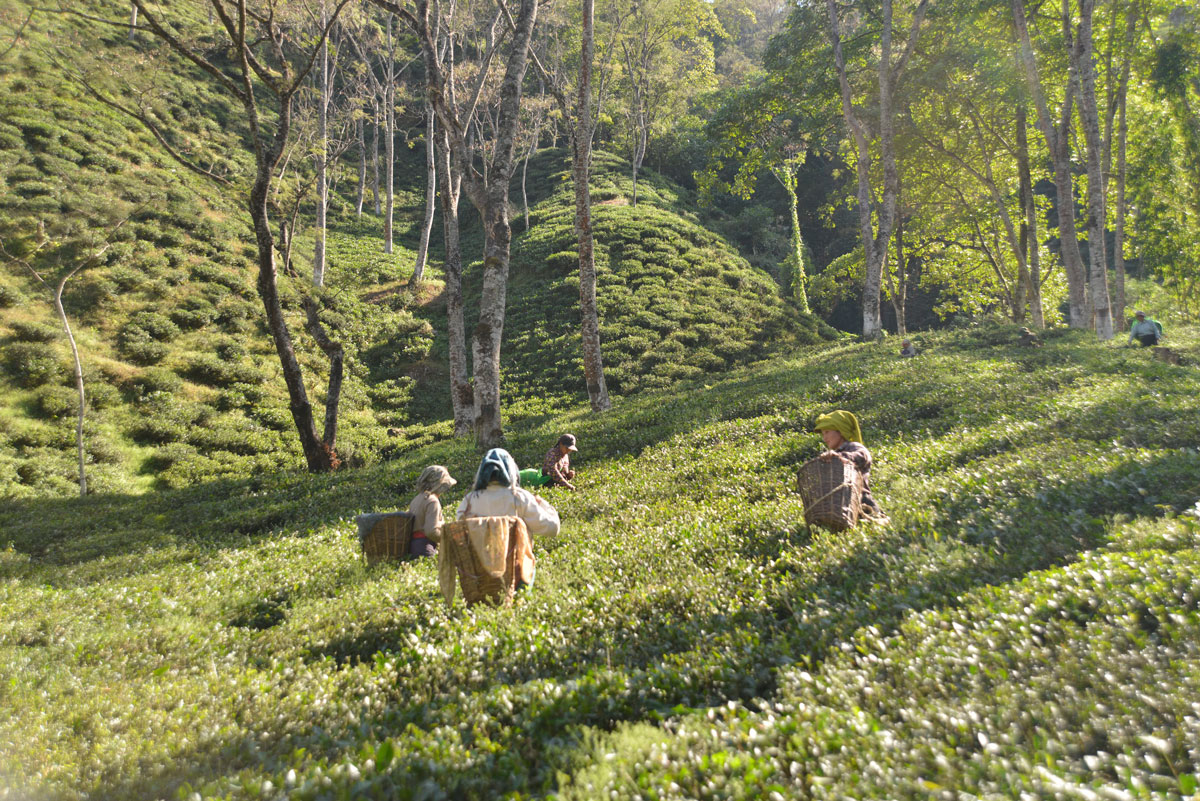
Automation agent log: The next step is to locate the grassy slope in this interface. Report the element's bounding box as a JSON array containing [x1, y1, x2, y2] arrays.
[[1, 325, 1198, 799]]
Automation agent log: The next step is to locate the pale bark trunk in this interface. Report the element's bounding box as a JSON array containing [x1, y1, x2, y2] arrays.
[[53, 272, 87, 496], [826, 0, 926, 339], [1013, 0, 1089, 328], [1106, 0, 1136, 329], [1017, 105, 1045, 327], [891, 221, 908, 336], [828, 0, 881, 339], [128, 2, 137, 39], [406, 0, 539, 447], [1113, 77, 1128, 327], [473, 199, 512, 446], [631, 107, 646, 207], [575, 0, 611, 412], [1072, 0, 1114, 339], [384, 17, 395, 254], [437, 130, 473, 436], [413, 102, 436, 283], [372, 98, 382, 215], [313, 0, 329, 286], [355, 117, 366, 216]]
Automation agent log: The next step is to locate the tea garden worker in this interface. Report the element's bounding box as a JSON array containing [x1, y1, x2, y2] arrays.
[[406, 465, 457, 558], [814, 410, 888, 522], [540, 433, 579, 490], [1128, 310, 1163, 347], [457, 448, 561, 536]]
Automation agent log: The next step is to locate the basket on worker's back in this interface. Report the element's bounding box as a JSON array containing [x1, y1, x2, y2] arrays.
[[797, 456, 863, 531], [356, 511, 415, 564], [441, 516, 521, 607]]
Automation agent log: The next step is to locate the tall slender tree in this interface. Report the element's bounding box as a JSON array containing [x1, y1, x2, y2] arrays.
[[826, 0, 931, 339], [372, 0, 540, 446], [575, 0, 612, 411], [1071, 0, 1115, 339], [1013, 0, 1090, 329]]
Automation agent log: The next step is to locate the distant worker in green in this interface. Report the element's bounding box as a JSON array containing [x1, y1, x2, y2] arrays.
[[1128, 310, 1163, 347], [516, 434, 580, 491], [814, 410, 887, 522]]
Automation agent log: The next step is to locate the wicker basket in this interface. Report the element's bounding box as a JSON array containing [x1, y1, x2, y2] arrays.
[[797, 456, 863, 531], [358, 511, 415, 564], [442, 517, 520, 607]]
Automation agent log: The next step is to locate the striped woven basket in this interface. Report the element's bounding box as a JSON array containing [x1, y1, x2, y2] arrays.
[[359, 512, 415, 565], [797, 456, 863, 531], [442, 517, 521, 607]]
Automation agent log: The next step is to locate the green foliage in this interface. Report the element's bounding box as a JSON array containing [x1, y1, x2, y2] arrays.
[[0, 282, 25, 308], [8, 320, 60, 343], [181, 354, 266, 388], [122, 368, 183, 399], [2, 327, 1198, 799], [2, 341, 64, 388], [32, 385, 78, 420]]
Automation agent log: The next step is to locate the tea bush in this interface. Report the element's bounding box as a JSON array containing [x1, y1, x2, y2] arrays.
[[9, 320, 60, 343], [32, 385, 77, 419], [2, 341, 64, 387]]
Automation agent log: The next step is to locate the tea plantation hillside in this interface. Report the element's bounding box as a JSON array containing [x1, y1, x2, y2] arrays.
[[496, 150, 832, 402], [0, 9, 439, 496], [0, 9, 823, 497], [2, 326, 1199, 800]]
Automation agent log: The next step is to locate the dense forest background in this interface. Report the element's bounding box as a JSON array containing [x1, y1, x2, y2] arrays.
[[0, 0, 1198, 497]]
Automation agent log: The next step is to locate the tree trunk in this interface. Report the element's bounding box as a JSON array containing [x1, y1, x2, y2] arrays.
[[1013, 0, 1089, 328], [779, 164, 810, 312], [313, 0, 329, 286], [826, 0, 925, 339], [1113, 73, 1129, 328], [403, 0, 538, 446], [413, 101, 436, 283], [1016, 104, 1045, 328], [891, 220, 907, 336], [128, 2, 137, 39], [521, 136, 534, 232], [437, 128, 474, 436], [303, 297, 344, 454], [53, 272, 87, 496], [356, 116, 366, 216], [384, 17, 395, 254], [1072, 0, 1114, 340], [473, 197, 513, 447], [372, 98, 382, 216], [250, 166, 334, 472], [575, 0, 611, 412], [1107, 0, 1137, 330], [631, 109, 646, 207]]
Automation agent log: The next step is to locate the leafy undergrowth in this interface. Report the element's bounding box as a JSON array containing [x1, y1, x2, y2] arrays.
[[2, 326, 1199, 800]]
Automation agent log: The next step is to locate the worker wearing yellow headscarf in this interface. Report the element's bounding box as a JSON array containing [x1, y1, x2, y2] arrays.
[[814, 410, 886, 521]]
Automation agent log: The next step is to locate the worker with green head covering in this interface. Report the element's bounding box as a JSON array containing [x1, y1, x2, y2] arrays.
[[813, 410, 886, 521]]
